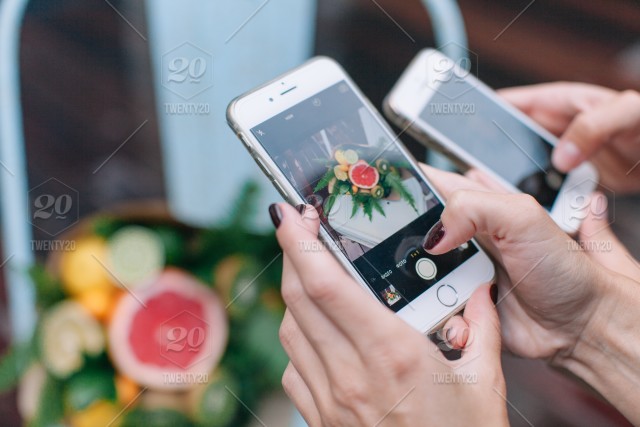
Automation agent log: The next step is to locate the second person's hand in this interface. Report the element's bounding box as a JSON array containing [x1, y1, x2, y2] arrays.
[[422, 165, 611, 361], [422, 164, 640, 424], [499, 82, 640, 193]]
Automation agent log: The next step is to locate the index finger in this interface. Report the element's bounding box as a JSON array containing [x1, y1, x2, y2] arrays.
[[273, 203, 398, 343], [419, 164, 489, 198], [555, 90, 640, 172], [499, 83, 616, 136]]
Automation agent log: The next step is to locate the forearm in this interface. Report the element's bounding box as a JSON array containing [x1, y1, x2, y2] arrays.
[[556, 272, 640, 424]]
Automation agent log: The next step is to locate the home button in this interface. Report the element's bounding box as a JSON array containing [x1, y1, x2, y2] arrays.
[[437, 284, 458, 307]]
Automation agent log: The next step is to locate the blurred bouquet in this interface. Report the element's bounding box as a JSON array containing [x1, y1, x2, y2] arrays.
[[0, 183, 287, 427]]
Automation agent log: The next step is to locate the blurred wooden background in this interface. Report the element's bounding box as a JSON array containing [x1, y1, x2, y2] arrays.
[[1, 0, 639, 425]]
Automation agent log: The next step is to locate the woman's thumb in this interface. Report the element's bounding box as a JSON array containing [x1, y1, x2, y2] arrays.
[[460, 284, 502, 367]]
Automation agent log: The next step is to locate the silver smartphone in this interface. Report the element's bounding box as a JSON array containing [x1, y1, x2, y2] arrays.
[[385, 49, 599, 234], [227, 57, 495, 334]]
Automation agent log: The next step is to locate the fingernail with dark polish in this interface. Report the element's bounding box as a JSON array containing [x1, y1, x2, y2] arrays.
[[296, 204, 306, 214], [269, 204, 283, 229], [490, 284, 498, 305], [423, 220, 445, 251]]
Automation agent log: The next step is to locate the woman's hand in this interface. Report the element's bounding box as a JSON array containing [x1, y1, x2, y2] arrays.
[[422, 165, 611, 361], [270, 203, 508, 427], [421, 165, 640, 424], [499, 82, 640, 193]]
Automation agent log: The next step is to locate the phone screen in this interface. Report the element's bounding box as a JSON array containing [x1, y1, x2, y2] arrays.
[[251, 81, 478, 312], [420, 78, 566, 209]]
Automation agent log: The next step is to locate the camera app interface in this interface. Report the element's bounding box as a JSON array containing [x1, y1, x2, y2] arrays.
[[420, 77, 566, 209], [251, 82, 477, 312]]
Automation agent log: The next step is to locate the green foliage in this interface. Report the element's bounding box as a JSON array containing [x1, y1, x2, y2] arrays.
[[63, 367, 116, 412], [154, 225, 187, 265], [350, 198, 360, 218], [29, 265, 65, 309], [191, 370, 241, 427], [226, 181, 260, 230], [324, 194, 337, 216], [349, 193, 387, 221], [29, 374, 65, 427], [362, 198, 373, 221], [313, 167, 335, 192], [393, 160, 413, 170], [337, 181, 350, 194], [384, 173, 418, 214], [241, 307, 288, 387], [0, 341, 34, 393], [189, 181, 281, 287], [371, 198, 386, 217], [121, 408, 193, 427], [220, 304, 287, 427], [92, 217, 127, 238]]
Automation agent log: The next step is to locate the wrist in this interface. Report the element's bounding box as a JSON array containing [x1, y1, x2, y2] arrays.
[[553, 268, 618, 370], [553, 268, 640, 424]]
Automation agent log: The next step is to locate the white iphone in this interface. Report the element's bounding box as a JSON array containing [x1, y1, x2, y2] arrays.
[[227, 57, 495, 334], [385, 49, 599, 234]]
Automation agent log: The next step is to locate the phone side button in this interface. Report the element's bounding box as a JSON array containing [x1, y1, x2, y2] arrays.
[[254, 157, 271, 177], [272, 180, 287, 199], [436, 284, 458, 307], [238, 132, 252, 150]]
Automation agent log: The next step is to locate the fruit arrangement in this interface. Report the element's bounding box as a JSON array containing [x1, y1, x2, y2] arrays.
[[314, 146, 418, 220], [0, 184, 287, 427]]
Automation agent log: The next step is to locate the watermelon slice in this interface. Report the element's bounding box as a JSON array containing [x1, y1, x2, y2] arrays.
[[108, 269, 228, 390]]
